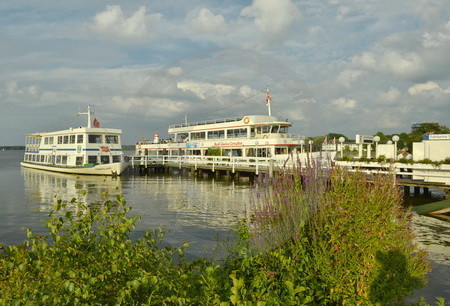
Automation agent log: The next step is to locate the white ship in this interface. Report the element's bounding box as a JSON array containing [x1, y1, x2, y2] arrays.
[[21, 106, 128, 176], [135, 89, 311, 161]]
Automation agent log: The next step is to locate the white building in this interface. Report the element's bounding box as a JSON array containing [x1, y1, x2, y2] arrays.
[[413, 134, 450, 162]]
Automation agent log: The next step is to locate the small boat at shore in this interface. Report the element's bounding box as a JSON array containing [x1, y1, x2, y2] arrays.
[[20, 106, 128, 176]]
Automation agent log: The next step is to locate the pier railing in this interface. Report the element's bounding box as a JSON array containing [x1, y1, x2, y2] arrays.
[[128, 154, 450, 187]]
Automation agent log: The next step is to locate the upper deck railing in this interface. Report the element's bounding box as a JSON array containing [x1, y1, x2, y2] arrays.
[[169, 117, 245, 129]]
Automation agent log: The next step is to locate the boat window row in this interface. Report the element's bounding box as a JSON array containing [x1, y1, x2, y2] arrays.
[[178, 125, 288, 141], [43, 134, 119, 145], [24, 154, 122, 165]]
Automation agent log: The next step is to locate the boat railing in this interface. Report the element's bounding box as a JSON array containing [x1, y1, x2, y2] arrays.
[[169, 116, 244, 129]]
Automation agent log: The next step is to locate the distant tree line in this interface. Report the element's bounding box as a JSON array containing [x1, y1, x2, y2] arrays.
[[0, 146, 25, 150], [307, 122, 450, 152]]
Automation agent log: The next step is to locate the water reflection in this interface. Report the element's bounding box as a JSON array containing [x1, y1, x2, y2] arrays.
[[22, 168, 122, 211]]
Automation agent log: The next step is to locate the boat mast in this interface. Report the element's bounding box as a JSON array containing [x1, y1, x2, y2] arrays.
[[79, 105, 92, 128], [266, 86, 272, 116]]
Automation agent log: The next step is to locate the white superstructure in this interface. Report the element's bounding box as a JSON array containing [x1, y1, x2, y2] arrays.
[[136, 91, 306, 160], [21, 106, 128, 176]]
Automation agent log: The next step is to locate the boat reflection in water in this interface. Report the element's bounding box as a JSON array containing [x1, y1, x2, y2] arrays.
[[22, 167, 122, 212]]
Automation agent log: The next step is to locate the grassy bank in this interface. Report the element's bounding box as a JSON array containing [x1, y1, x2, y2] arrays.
[[0, 163, 440, 304]]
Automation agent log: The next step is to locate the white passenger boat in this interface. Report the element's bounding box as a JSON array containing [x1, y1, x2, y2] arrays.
[[135, 90, 312, 161], [21, 106, 128, 176]]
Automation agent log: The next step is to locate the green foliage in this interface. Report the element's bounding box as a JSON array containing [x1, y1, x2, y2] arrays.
[[0, 195, 219, 304], [338, 155, 354, 161], [397, 157, 414, 164], [248, 163, 430, 304], [356, 156, 372, 163], [206, 147, 222, 156]]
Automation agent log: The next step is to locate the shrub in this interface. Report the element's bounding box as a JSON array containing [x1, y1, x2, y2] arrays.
[[0, 195, 218, 304], [356, 156, 372, 163], [247, 161, 430, 304], [338, 155, 354, 161]]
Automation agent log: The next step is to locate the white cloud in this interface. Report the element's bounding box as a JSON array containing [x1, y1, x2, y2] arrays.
[[239, 85, 257, 97], [167, 67, 183, 76], [177, 81, 235, 100], [408, 81, 450, 96], [240, 0, 300, 42], [90, 5, 162, 40], [377, 87, 402, 105], [108, 96, 187, 117], [190, 8, 228, 34], [337, 70, 365, 89], [331, 97, 358, 110]]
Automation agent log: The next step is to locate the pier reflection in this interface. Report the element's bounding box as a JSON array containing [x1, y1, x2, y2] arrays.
[[21, 168, 122, 211]]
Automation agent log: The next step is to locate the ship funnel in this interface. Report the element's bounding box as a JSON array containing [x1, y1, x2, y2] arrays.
[[153, 133, 159, 144]]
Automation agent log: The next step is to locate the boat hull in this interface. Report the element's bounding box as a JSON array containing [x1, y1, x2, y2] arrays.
[[20, 162, 129, 176]]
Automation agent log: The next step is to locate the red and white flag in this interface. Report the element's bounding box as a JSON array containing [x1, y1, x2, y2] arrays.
[[93, 118, 100, 128]]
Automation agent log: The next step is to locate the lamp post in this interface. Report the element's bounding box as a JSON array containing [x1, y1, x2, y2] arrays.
[[299, 139, 305, 154], [392, 135, 399, 160], [338, 137, 345, 158], [308, 140, 313, 153], [373, 136, 380, 159]]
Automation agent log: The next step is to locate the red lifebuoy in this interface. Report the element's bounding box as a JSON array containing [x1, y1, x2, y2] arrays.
[[263, 134, 268, 139], [243, 117, 250, 124]]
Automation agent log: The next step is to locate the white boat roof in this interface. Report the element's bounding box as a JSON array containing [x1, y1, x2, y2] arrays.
[[26, 127, 122, 137], [168, 115, 291, 133]]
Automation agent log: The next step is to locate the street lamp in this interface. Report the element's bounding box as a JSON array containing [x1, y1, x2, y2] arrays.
[[373, 135, 380, 158], [392, 135, 400, 159], [338, 137, 345, 158], [308, 140, 313, 154], [299, 139, 305, 154]]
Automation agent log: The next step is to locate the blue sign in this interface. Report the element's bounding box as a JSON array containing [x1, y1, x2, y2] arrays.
[[186, 142, 198, 148]]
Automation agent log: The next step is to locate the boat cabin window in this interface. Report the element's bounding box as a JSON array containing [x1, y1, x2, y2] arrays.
[[105, 135, 119, 144], [44, 137, 49, 145], [56, 156, 62, 164], [279, 126, 288, 133], [112, 156, 121, 163], [40, 155, 45, 162], [87, 156, 97, 164], [58, 136, 63, 144], [177, 133, 188, 142], [63, 136, 69, 144], [275, 147, 288, 155], [227, 128, 247, 138], [190, 132, 205, 140], [77, 135, 83, 143], [207, 130, 225, 139], [250, 128, 255, 137], [76, 156, 83, 166], [62, 156, 68, 165], [88, 134, 102, 144], [69, 135, 76, 144], [100, 156, 110, 164], [49, 137, 54, 144]]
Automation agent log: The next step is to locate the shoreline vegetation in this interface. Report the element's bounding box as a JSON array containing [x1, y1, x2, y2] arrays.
[[0, 162, 446, 304]]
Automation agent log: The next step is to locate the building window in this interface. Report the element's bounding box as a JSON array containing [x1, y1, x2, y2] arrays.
[[69, 135, 76, 144], [77, 135, 83, 143], [105, 135, 118, 144], [63, 136, 69, 144], [58, 136, 63, 144], [88, 135, 102, 144], [87, 156, 97, 164]]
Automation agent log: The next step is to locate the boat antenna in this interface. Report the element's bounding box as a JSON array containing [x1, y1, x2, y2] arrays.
[[78, 105, 93, 128], [266, 85, 272, 116]]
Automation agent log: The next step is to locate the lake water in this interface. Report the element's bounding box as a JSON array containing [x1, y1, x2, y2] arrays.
[[1, 150, 449, 302]]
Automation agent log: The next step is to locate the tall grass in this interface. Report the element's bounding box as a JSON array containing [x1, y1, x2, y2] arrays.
[[248, 159, 430, 304]]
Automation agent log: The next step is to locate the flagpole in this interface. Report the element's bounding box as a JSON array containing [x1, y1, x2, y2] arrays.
[[79, 105, 92, 128], [266, 86, 272, 116]]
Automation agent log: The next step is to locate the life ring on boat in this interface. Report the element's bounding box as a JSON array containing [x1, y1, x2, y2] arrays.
[[138, 142, 142, 149], [263, 134, 268, 139], [243, 117, 250, 124]]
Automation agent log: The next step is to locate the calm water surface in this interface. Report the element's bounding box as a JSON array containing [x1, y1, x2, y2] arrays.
[[1, 150, 449, 302]]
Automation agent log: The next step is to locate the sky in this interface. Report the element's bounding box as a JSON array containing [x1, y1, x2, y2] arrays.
[[1, 0, 449, 145]]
